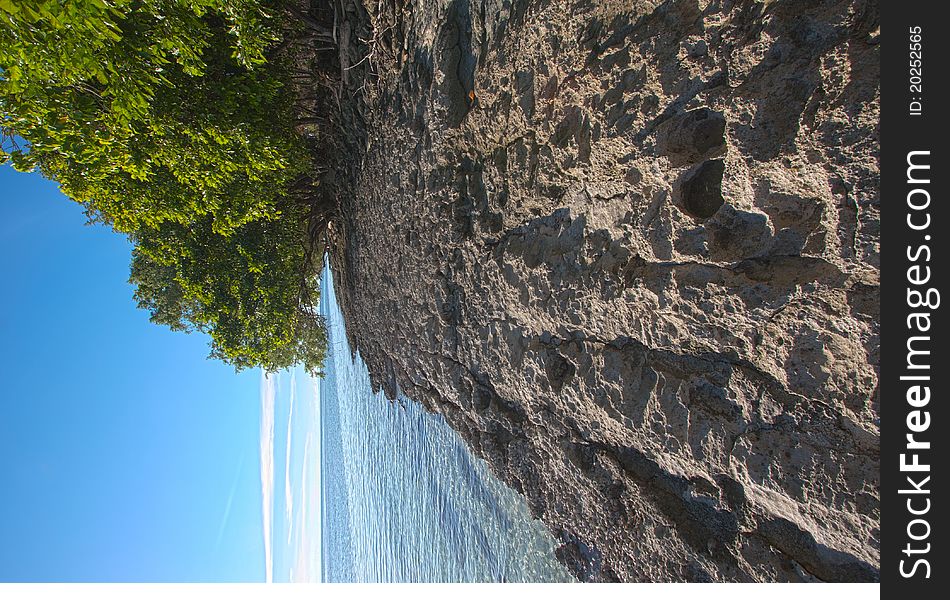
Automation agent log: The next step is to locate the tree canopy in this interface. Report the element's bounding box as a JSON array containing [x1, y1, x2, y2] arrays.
[[130, 215, 326, 373], [2, 0, 331, 373]]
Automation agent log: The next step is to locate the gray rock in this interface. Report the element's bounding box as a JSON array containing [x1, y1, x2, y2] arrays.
[[329, 0, 880, 583]]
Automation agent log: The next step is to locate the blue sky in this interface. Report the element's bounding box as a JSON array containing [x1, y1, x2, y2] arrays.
[[0, 166, 319, 582], [261, 368, 322, 583]]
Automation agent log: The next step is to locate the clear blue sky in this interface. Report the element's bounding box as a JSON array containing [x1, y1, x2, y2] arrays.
[[0, 166, 269, 582]]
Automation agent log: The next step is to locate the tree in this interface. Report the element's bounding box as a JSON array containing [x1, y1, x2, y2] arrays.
[[1, 0, 306, 232], [2, 0, 332, 372], [130, 213, 326, 373]]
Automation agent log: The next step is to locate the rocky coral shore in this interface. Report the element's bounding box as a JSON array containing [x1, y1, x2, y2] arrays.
[[327, 0, 880, 582]]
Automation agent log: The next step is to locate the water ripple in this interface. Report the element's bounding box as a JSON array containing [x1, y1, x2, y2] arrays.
[[319, 264, 573, 583]]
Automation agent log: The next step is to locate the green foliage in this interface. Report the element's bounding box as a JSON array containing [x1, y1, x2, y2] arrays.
[[130, 211, 326, 374], [2, 0, 329, 373], [1, 0, 306, 232]]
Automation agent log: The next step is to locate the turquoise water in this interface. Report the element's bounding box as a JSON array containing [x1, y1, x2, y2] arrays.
[[318, 265, 573, 582]]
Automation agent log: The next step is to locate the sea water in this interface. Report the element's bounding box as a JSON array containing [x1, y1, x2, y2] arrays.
[[318, 265, 573, 582]]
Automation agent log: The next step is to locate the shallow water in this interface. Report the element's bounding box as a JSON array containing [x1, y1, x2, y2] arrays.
[[318, 264, 573, 582]]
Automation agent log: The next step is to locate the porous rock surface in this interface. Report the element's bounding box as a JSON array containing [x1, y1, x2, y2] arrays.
[[328, 0, 880, 582]]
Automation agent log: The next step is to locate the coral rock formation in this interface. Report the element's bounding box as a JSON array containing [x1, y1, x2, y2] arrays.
[[329, 0, 880, 582]]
